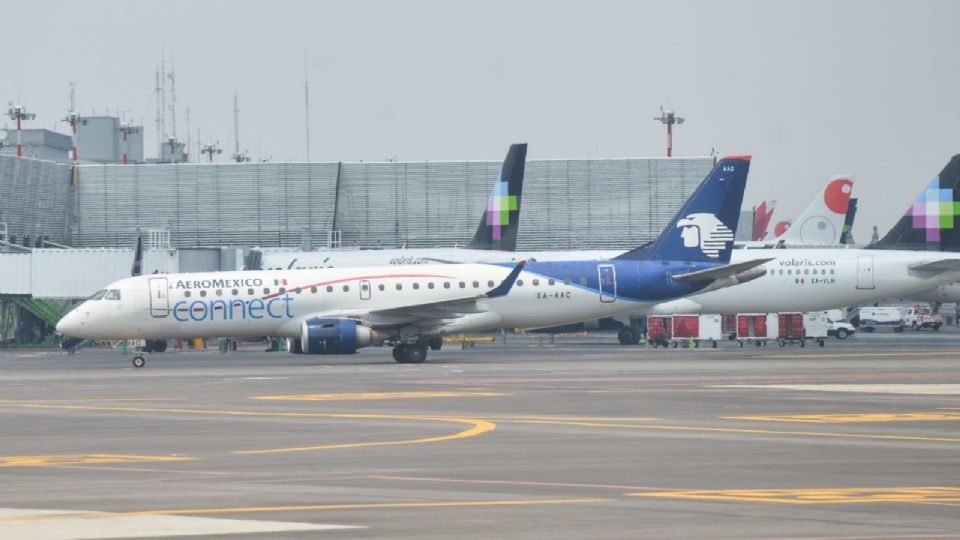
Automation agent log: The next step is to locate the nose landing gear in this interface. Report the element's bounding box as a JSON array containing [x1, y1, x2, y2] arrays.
[[132, 355, 147, 368]]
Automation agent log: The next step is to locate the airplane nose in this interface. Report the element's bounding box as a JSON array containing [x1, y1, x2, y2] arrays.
[[56, 309, 80, 336]]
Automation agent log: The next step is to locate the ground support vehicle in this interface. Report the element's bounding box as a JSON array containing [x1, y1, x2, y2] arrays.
[[736, 313, 779, 347], [666, 314, 722, 348]]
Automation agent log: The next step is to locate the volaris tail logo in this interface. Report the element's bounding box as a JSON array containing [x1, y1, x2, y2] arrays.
[[677, 213, 734, 259], [485, 172, 518, 240], [908, 176, 960, 241]]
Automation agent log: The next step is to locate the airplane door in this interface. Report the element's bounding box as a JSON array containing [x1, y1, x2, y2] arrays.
[[148, 277, 170, 317], [856, 256, 875, 290], [598, 264, 616, 303], [359, 280, 372, 300]]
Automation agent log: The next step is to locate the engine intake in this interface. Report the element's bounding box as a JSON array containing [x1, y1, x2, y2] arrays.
[[299, 318, 377, 354]]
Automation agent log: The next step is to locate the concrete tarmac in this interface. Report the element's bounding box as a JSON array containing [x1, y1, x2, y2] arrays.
[[2, 330, 960, 539]]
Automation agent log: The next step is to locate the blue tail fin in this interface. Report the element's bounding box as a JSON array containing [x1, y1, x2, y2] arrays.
[[615, 155, 751, 263], [466, 143, 527, 251]]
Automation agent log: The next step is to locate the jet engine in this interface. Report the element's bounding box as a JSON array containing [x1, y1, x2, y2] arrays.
[[296, 318, 383, 354]]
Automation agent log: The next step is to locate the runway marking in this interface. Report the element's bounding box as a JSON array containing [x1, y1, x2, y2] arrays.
[[365, 475, 667, 491], [628, 487, 960, 505], [0, 508, 361, 538], [714, 384, 960, 395], [0, 401, 494, 455], [251, 391, 506, 401], [0, 454, 194, 468], [727, 412, 960, 423], [234, 415, 493, 454], [469, 417, 960, 443], [0, 498, 612, 522], [756, 351, 960, 360]]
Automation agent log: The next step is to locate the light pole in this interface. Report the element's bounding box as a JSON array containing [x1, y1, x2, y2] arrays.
[[653, 106, 684, 157], [7, 104, 37, 158]]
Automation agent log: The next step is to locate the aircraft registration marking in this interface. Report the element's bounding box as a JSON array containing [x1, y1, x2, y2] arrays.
[[0, 454, 194, 468], [628, 487, 960, 504], [726, 412, 960, 423], [251, 391, 506, 401]]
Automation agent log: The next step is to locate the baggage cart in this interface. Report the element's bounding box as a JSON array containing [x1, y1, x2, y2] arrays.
[[737, 313, 779, 347]]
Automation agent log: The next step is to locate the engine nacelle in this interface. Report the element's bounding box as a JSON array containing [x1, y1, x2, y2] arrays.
[[299, 318, 376, 354]]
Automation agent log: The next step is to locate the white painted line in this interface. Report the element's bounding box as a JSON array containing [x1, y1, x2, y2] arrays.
[[0, 508, 363, 539], [714, 384, 960, 395]]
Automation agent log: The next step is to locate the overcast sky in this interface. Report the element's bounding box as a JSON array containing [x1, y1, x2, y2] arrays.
[[3, 0, 958, 241]]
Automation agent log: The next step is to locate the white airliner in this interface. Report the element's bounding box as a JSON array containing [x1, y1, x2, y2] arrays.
[[57, 156, 760, 366]]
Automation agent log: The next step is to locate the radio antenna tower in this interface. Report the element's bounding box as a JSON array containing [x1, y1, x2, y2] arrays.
[[167, 61, 177, 142], [653, 106, 684, 157], [7, 103, 36, 159], [304, 51, 311, 162], [231, 91, 248, 162], [64, 82, 79, 163]]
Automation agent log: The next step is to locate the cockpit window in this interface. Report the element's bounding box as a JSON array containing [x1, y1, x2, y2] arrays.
[[104, 289, 122, 301], [89, 289, 107, 300]]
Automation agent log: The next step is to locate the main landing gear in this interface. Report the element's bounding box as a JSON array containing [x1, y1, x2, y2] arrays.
[[132, 354, 147, 368], [617, 325, 642, 345], [392, 343, 428, 364]]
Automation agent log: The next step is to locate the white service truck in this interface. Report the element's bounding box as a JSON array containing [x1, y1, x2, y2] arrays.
[[902, 306, 944, 331]]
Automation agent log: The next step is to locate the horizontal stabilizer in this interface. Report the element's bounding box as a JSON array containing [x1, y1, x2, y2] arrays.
[[672, 258, 773, 284], [908, 259, 960, 273]]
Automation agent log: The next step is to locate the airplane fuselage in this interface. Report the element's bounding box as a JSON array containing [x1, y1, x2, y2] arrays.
[[59, 259, 721, 341], [645, 248, 960, 315]]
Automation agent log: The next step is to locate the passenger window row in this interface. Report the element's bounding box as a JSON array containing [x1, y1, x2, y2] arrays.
[[176, 276, 568, 298]]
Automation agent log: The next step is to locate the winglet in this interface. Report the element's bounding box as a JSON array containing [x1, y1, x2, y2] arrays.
[[486, 260, 526, 298]]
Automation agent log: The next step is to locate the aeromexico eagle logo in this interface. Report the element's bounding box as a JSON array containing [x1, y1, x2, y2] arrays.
[[677, 213, 734, 259], [485, 173, 517, 240], [908, 176, 960, 241]]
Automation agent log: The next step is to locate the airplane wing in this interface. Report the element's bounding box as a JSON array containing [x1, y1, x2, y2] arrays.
[[671, 258, 773, 284], [294, 261, 526, 328], [909, 259, 960, 273]]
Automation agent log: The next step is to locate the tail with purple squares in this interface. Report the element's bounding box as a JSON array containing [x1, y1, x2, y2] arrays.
[[871, 154, 960, 251], [466, 143, 526, 251]]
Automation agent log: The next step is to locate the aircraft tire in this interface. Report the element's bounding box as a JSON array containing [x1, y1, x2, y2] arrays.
[[617, 326, 641, 346], [132, 355, 146, 368], [406, 345, 427, 364]]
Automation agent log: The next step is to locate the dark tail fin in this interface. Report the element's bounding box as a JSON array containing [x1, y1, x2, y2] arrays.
[[615, 155, 751, 263], [466, 143, 527, 251], [872, 154, 960, 251], [840, 198, 858, 245], [131, 234, 143, 276]]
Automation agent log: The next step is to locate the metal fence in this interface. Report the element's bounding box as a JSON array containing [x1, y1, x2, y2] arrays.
[[72, 156, 712, 250], [0, 155, 74, 245]]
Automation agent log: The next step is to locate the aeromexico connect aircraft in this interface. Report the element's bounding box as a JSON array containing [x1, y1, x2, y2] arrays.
[[56, 156, 763, 366]]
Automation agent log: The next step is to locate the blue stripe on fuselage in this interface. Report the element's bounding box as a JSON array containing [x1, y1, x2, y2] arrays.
[[495, 260, 718, 302]]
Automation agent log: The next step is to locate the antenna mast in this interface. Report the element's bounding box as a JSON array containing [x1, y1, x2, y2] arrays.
[[304, 51, 311, 162], [167, 62, 177, 142], [653, 106, 684, 157]]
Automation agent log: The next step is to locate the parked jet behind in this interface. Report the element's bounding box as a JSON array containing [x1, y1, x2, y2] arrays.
[[257, 144, 532, 270], [737, 176, 854, 248], [633, 155, 960, 342], [57, 156, 758, 366]]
